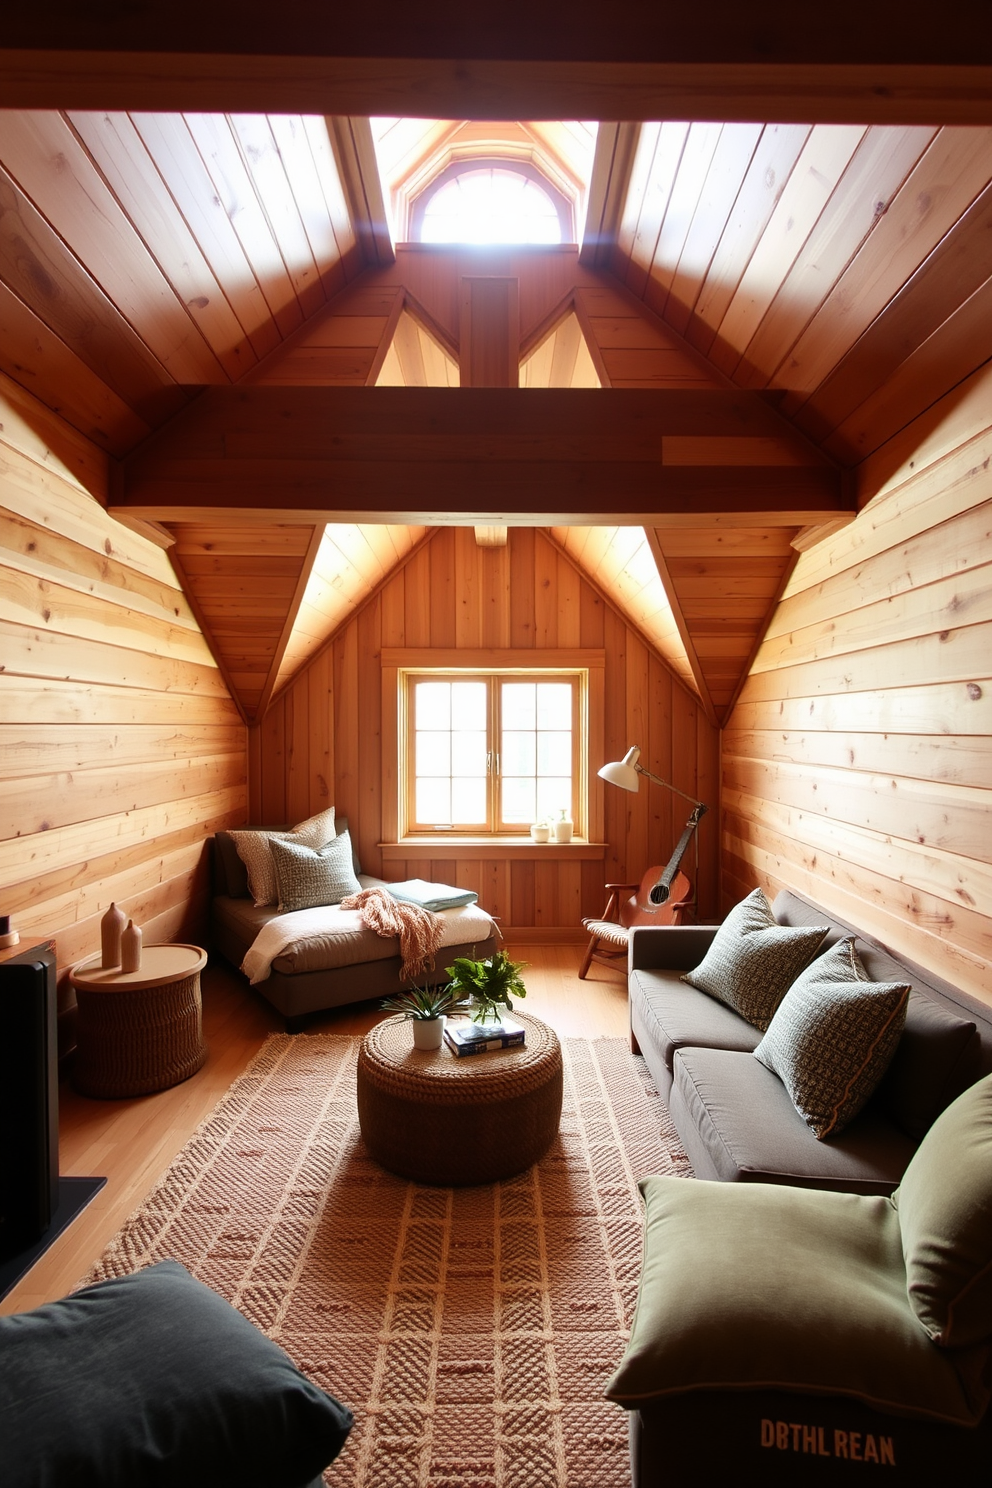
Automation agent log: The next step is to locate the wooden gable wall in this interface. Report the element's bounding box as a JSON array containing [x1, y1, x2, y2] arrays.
[[249, 526, 721, 932], [722, 364, 992, 1006], [0, 377, 247, 1034]]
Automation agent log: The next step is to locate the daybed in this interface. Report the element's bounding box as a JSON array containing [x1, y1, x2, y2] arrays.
[[628, 886, 991, 1194], [211, 817, 498, 1030]]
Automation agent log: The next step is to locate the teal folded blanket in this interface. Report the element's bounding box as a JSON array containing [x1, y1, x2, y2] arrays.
[[386, 879, 479, 912]]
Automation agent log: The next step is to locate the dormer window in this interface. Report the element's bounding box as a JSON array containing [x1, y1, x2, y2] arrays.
[[411, 161, 572, 245]]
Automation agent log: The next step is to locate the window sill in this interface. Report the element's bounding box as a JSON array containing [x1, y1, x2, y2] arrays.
[[380, 838, 607, 862]]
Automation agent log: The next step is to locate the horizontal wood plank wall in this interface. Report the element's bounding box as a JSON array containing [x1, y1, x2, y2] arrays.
[[251, 527, 720, 934], [0, 388, 247, 1041], [722, 399, 992, 1006]]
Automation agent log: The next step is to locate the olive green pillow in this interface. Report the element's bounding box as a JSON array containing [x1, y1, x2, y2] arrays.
[[753, 937, 910, 1139], [895, 1073, 992, 1349], [603, 1176, 989, 1426], [681, 887, 828, 1032]]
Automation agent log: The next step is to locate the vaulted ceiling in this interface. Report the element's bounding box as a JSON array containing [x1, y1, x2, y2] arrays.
[[1, 70, 989, 726]]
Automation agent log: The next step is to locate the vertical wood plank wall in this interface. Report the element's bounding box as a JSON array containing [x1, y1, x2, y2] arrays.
[[722, 385, 992, 1005], [250, 527, 720, 933], [0, 384, 247, 1037]]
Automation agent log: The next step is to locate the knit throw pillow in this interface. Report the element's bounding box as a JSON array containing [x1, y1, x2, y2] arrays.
[[271, 831, 361, 913], [754, 937, 910, 1139], [681, 887, 828, 1032], [229, 808, 336, 907]]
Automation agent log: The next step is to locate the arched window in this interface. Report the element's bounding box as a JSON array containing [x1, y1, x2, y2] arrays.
[[411, 160, 572, 244]]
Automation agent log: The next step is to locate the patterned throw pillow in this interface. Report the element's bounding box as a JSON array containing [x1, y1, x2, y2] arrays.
[[754, 937, 910, 1140], [681, 887, 828, 1031], [270, 831, 362, 913], [229, 808, 336, 906]]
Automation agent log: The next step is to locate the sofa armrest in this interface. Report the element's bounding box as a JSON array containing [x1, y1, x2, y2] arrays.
[[628, 924, 720, 973]]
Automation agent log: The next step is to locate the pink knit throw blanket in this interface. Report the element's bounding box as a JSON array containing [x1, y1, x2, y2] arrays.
[[339, 886, 445, 982]]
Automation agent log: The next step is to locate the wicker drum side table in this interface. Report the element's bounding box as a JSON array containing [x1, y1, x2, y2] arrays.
[[70, 944, 208, 1098], [357, 1010, 563, 1186]]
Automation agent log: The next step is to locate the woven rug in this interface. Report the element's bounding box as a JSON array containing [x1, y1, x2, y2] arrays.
[[81, 1034, 693, 1487]]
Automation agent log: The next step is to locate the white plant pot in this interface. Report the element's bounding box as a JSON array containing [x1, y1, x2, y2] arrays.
[[412, 1016, 445, 1050]]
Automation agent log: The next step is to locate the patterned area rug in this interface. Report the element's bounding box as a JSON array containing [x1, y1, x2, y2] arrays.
[[82, 1034, 692, 1487]]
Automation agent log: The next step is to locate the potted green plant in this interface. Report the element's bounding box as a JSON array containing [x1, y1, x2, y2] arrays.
[[444, 950, 528, 1025], [380, 982, 467, 1050]]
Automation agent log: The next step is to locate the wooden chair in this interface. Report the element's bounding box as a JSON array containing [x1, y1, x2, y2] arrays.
[[579, 865, 692, 979]]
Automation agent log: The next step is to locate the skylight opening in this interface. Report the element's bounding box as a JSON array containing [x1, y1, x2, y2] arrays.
[[418, 166, 565, 245]]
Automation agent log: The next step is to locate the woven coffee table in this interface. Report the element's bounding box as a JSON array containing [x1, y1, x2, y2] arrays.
[[357, 1011, 563, 1186]]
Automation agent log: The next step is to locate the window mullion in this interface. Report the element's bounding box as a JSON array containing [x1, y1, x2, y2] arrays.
[[489, 675, 500, 833]]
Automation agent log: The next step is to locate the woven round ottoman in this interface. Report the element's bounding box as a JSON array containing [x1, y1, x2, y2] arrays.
[[357, 1011, 563, 1185], [70, 944, 208, 1098]]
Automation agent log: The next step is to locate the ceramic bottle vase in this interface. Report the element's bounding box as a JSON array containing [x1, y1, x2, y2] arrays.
[[121, 918, 143, 974], [101, 902, 127, 968], [553, 811, 573, 843]]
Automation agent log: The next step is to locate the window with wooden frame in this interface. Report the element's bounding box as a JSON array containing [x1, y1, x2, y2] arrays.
[[381, 649, 605, 844]]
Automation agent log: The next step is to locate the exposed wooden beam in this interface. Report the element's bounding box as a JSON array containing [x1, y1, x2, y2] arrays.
[[2, 5, 991, 121], [4, 55, 988, 125], [118, 387, 851, 526]]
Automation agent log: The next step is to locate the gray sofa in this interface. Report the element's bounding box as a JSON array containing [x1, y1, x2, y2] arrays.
[[628, 888, 991, 1195], [621, 888, 992, 1484]]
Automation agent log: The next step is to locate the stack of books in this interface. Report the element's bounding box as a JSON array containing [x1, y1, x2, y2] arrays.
[[444, 1016, 526, 1057]]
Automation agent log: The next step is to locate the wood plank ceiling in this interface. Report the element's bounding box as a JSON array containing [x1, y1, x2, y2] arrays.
[[0, 107, 989, 724]]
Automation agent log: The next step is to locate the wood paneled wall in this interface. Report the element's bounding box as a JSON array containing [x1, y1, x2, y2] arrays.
[[0, 376, 247, 1036], [722, 370, 992, 1005], [250, 526, 720, 934]]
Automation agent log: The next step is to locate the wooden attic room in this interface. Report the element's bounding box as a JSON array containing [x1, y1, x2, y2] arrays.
[[0, 8, 990, 1483]]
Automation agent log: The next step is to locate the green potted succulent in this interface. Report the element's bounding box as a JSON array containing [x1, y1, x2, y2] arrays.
[[444, 950, 528, 1025], [380, 982, 468, 1050]]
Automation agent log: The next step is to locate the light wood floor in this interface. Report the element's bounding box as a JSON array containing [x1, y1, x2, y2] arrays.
[[2, 942, 628, 1316]]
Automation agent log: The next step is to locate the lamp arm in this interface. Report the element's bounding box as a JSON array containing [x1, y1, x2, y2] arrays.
[[635, 764, 706, 811]]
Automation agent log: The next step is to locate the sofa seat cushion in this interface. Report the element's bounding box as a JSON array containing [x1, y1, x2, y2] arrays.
[[604, 1175, 990, 1427], [629, 969, 762, 1079], [671, 1046, 917, 1195]]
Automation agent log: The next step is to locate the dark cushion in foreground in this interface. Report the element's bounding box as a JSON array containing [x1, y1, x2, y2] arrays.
[[0, 1260, 353, 1488]]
